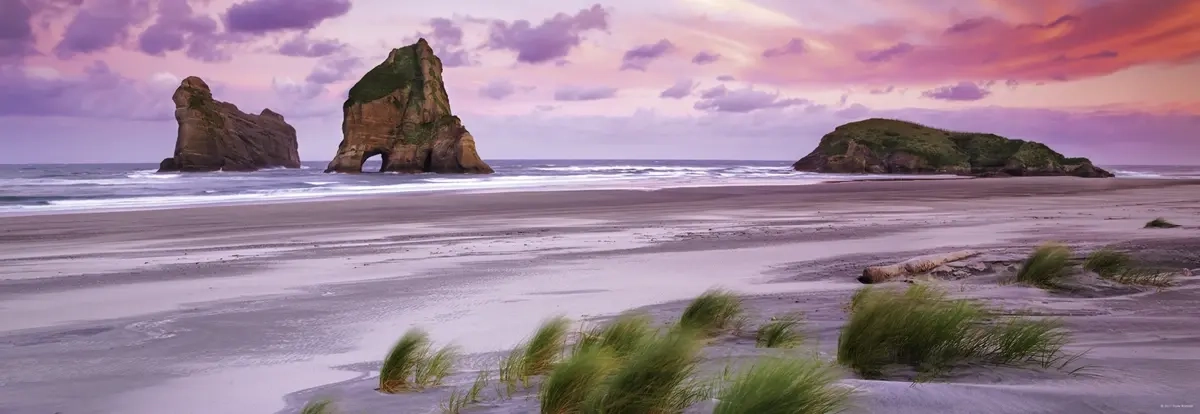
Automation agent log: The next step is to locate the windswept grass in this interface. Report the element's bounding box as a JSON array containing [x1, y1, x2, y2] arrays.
[[523, 316, 572, 376], [300, 398, 336, 414], [1109, 268, 1176, 287], [837, 285, 1070, 379], [679, 289, 744, 336], [575, 313, 657, 358], [585, 329, 710, 413], [539, 348, 617, 414], [379, 329, 433, 393], [1083, 248, 1131, 278], [414, 344, 459, 388], [497, 347, 528, 399], [755, 315, 804, 349], [441, 371, 489, 414], [1145, 218, 1180, 229], [1015, 243, 1073, 289], [713, 357, 851, 414]]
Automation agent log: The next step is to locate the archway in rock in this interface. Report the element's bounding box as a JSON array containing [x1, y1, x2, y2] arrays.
[[360, 151, 390, 173]]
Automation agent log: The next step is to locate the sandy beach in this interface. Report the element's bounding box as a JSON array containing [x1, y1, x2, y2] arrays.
[[2, 177, 1199, 414]]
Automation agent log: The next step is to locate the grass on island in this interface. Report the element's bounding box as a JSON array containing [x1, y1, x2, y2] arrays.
[[1084, 248, 1176, 287], [1015, 243, 1073, 289], [837, 285, 1071, 379], [1144, 218, 1181, 229], [679, 289, 745, 336], [755, 315, 804, 349], [713, 357, 851, 414], [379, 328, 459, 393], [300, 398, 336, 414]]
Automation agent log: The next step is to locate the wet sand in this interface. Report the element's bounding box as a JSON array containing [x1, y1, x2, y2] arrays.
[[1, 177, 1199, 414]]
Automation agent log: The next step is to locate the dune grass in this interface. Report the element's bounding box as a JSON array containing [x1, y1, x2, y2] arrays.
[[1083, 248, 1131, 278], [539, 348, 618, 413], [1144, 218, 1180, 229], [523, 316, 572, 376], [679, 289, 744, 336], [379, 329, 433, 393], [497, 347, 528, 399], [837, 285, 1070, 379], [755, 315, 804, 349], [441, 370, 489, 414], [415, 344, 459, 388], [300, 398, 336, 414], [1015, 243, 1073, 289], [575, 313, 657, 358], [713, 357, 851, 414], [584, 328, 710, 413]]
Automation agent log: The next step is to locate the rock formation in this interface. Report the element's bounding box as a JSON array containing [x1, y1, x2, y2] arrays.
[[324, 39, 492, 174], [158, 77, 301, 172], [792, 118, 1113, 178]]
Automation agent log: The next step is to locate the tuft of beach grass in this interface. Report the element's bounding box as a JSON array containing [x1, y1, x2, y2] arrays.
[[441, 370, 489, 414], [414, 344, 459, 388], [755, 314, 804, 349], [679, 289, 744, 336], [575, 312, 657, 358], [837, 285, 1070, 379], [1144, 218, 1181, 229], [523, 316, 572, 376], [713, 357, 851, 414], [1083, 248, 1131, 278], [539, 347, 618, 414], [1015, 243, 1073, 289], [584, 328, 709, 413], [300, 398, 336, 414], [379, 328, 433, 393]]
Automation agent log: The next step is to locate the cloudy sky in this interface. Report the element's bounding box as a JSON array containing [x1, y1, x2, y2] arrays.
[[0, 0, 1197, 164]]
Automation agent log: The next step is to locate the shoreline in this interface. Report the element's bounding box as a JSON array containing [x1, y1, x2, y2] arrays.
[[1, 177, 1198, 414]]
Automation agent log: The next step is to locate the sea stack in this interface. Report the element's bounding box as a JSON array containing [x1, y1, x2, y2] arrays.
[[158, 76, 301, 172], [324, 38, 492, 174], [792, 118, 1113, 178]]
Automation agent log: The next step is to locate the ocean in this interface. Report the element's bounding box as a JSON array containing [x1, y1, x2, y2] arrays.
[[0, 161, 1195, 215]]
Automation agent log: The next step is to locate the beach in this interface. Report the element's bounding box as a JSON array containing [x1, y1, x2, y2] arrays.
[[2, 177, 1199, 414]]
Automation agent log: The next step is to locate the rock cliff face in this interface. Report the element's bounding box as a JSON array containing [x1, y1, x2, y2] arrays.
[[158, 77, 301, 172], [792, 118, 1113, 178], [324, 39, 492, 174]]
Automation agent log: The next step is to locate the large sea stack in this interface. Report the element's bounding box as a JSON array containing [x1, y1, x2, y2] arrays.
[[158, 76, 301, 172], [792, 118, 1113, 178], [324, 38, 492, 174]]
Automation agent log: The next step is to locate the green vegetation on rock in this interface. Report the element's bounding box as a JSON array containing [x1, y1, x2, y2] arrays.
[[796, 118, 1112, 177], [343, 40, 450, 114]]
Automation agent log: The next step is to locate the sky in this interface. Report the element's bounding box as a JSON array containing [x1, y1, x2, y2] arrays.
[[0, 0, 1197, 165]]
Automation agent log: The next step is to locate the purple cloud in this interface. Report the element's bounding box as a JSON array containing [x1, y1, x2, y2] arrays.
[[224, 0, 351, 34], [716, 75, 735, 81], [944, 17, 994, 35], [856, 42, 914, 63], [278, 35, 345, 57], [304, 56, 361, 84], [869, 85, 895, 95], [485, 4, 609, 64], [479, 80, 518, 100], [0, 60, 175, 119], [54, 0, 153, 58], [137, 0, 232, 62], [554, 85, 617, 101], [692, 50, 720, 65], [835, 103, 871, 119], [620, 39, 674, 71], [1081, 50, 1119, 60], [659, 79, 697, 99], [413, 18, 475, 67], [1005, 79, 1020, 89], [921, 81, 992, 101], [699, 84, 728, 99], [0, 0, 37, 58], [693, 87, 810, 113], [762, 38, 805, 58]]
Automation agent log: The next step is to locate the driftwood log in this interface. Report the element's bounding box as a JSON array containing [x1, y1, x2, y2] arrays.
[[858, 250, 981, 284]]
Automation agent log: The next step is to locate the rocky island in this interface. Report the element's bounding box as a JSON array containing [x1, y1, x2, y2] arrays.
[[158, 76, 301, 172], [793, 118, 1113, 178], [324, 39, 492, 174]]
